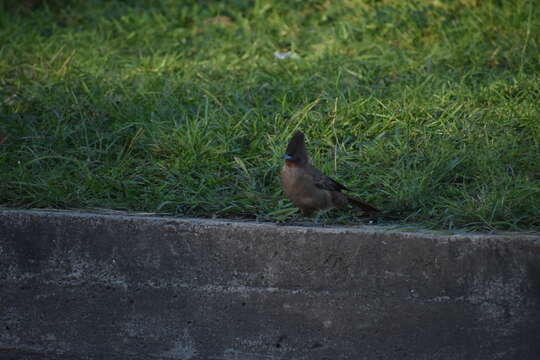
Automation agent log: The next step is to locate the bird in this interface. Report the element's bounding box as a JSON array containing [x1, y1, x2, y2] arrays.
[[280, 131, 379, 218]]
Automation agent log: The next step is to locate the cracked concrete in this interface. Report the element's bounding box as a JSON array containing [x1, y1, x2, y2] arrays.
[[1, 210, 540, 359]]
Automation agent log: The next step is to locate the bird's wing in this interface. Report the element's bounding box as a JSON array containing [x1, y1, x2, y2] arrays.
[[307, 164, 349, 192]]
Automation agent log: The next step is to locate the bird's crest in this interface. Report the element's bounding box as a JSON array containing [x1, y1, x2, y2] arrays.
[[285, 131, 308, 163]]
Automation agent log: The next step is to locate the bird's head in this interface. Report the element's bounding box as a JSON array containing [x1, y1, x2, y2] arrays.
[[282, 131, 309, 166]]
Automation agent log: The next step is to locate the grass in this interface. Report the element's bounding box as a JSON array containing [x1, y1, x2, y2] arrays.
[[1, 0, 539, 232]]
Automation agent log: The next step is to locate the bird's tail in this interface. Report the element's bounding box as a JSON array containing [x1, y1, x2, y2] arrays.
[[347, 196, 380, 213]]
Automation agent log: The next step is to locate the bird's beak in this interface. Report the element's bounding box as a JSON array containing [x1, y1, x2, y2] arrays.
[[282, 154, 294, 160]]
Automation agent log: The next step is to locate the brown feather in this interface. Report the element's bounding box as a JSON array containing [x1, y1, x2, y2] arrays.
[[280, 130, 379, 216], [346, 196, 380, 213]]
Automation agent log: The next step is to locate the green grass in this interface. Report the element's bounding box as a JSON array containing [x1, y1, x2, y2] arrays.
[[1, 0, 539, 232]]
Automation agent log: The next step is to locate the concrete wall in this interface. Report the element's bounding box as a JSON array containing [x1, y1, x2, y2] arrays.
[[1, 210, 539, 360]]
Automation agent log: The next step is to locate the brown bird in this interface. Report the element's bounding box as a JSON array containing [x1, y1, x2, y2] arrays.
[[281, 131, 379, 217]]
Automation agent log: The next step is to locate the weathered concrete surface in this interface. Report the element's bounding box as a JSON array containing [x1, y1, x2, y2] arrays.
[[1, 210, 539, 360]]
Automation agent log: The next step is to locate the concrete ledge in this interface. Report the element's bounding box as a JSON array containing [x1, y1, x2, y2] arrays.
[[1, 210, 540, 360]]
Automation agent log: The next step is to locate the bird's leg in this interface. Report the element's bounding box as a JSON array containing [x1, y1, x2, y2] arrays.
[[297, 208, 314, 225]]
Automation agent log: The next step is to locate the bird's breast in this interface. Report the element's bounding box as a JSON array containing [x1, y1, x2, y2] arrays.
[[281, 165, 332, 210], [281, 165, 303, 190]]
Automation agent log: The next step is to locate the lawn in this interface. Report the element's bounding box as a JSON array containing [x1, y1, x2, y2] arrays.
[[1, 0, 539, 232]]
